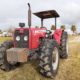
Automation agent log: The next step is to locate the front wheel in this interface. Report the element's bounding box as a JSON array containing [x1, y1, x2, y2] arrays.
[[0, 46, 11, 71], [0, 40, 14, 71], [39, 39, 59, 78]]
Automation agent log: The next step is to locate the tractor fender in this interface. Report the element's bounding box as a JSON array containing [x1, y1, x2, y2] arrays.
[[53, 29, 63, 45]]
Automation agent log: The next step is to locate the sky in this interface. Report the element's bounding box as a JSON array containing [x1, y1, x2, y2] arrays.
[[0, 0, 80, 33]]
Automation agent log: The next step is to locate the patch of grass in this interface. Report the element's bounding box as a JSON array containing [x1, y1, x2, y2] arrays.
[[0, 37, 12, 43]]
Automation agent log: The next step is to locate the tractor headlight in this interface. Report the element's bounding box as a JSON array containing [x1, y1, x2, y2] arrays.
[[24, 36, 28, 41], [16, 36, 20, 41]]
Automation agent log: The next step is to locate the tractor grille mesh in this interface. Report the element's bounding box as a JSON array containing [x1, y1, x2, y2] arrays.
[[14, 30, 29, 48]]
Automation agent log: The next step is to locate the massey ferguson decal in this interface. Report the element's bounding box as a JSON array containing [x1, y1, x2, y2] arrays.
[[35, 30, 46, 34]]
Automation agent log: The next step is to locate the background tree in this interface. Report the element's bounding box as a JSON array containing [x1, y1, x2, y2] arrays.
[[0, 29, 2, 34], [60, 25, 65, 31], [51, 25, 56, 30], [8, 27, 15, 34], [71, 25, 77, 34], [35, 26, 39, 28]]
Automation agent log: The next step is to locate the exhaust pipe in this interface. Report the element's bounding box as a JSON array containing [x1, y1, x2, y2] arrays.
[[28, 3, 31, 28]]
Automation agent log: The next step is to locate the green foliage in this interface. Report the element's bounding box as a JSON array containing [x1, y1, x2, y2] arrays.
[[0, 29, 2, 34], [60, 25, 66, 30], [51, 25, 56, 30], [71, 25, 77, 33], [35, 26, 39, 28]]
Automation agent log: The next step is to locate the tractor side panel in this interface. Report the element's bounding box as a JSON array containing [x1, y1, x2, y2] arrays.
[[29, 28, 46, 49], [54, 29, 62, 45], [29, 30, 39, 49]]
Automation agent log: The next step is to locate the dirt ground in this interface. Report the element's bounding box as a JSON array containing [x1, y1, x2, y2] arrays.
[[0, 36, 80, 80]]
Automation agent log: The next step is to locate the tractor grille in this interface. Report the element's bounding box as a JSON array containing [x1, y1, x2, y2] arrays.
[[14, 30, 29, 48]]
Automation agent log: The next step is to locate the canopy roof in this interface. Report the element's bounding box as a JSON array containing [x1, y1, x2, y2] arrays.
[[33, 10, 60, 19]]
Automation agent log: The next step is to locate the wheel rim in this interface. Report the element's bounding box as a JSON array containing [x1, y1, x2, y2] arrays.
[[52, 47, 59, 71]]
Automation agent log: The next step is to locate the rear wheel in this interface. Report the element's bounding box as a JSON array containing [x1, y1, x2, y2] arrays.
[[39, 39, 59, 78], [0, 40, 13, 71], [60, 31, 68, 59]]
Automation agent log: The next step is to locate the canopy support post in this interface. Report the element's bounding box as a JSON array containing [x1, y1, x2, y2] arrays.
[[55, 17, 57, 29], [41, 19, 43, 27]]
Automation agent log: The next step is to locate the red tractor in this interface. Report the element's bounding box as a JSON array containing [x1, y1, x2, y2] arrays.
[[0, 3, 68, 78]]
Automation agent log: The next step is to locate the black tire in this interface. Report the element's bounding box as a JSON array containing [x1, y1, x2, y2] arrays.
[[0, 46, 11, 71], [0, 46, 5, 65], [39, 39, 59, 78], [3, 40, 14, 49], [60, 31, 68, 59], [0, 40, 13, 71]]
